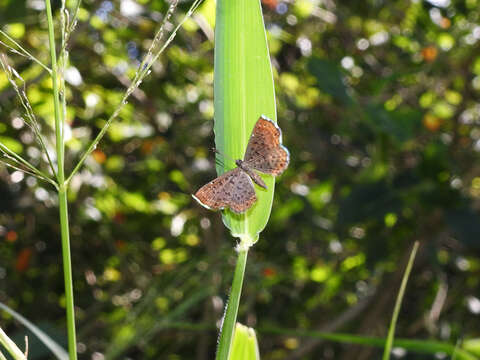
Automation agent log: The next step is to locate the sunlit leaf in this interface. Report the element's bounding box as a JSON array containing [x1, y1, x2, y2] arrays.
[[214, 0, 277, 243]]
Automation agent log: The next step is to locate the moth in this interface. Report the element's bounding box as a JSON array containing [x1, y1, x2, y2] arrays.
[[193, 115, 289, 214]]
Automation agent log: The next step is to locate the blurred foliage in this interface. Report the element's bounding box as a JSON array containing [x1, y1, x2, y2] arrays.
[[0, 0, 480, 359]]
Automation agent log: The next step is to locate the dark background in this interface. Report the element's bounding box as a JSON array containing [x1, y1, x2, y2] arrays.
[[0, 0, 480, 359]]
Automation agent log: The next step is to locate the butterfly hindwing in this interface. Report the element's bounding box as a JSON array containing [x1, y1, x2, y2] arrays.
[[193, 115, 290, 214], [227, 170, 257, 213], [246, 146, 290, 176], [193, 168, 257, 214], [244, 116, 290, 176]]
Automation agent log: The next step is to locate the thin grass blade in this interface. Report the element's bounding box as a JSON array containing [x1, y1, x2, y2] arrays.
[[0, 327, 27, 360], [261, 326, 479, 360], [383, 241, 419, 360], [0, 349, 8, 360], [0, 302, 68, 360]]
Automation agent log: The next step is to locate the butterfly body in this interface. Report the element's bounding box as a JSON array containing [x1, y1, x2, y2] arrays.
[[193, 115, 289, 214], [235, 159, 267, 189]]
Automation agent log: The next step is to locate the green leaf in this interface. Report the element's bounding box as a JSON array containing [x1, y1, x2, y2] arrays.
[[229, 324, 260, 360], [214, 0, 277, 244]]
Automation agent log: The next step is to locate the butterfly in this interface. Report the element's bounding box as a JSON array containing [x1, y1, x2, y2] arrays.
[[193, 115, 290, 214]]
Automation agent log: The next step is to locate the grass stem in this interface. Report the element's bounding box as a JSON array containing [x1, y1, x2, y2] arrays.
[[65, 0, 203, 184], [44, 0, 77, 358], [382, 241, 419, 360], [216, 247, 249, 360], [261, 326, 477, 360]]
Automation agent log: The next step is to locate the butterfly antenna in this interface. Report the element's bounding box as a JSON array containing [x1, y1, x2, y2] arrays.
[[215, 158, 225, 167], [211, 148, 236, 164]]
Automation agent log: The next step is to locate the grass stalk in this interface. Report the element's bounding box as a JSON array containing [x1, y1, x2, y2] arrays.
[[0, 159, 56, 188], [0, 29, 51, 74], [162, 323, 479, 360], [0, 302, 68, 360], [57, 189, 75, 360], [216, 247, 249, 360], [44, 0, 77, 359], [0, 54, 57, 179], [0, 327, 27, 360], [260, 326, 478, 360], [0, 141, 54, 184], [65, 0, 203, 185], [382, 241, 419, 360], [1, 1, 202, 359]]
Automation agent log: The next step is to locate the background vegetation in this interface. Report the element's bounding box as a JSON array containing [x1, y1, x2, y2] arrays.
[[0, 0, 480, 359]]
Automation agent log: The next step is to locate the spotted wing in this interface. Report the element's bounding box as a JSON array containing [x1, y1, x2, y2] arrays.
[[244, 116, 290, 176], [193, 168, 257, 214]]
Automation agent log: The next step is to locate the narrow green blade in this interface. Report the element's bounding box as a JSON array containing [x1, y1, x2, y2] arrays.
[[383, 242, 419, 360], [0, 327, 26, 360], [0, 302, 68, 360], [229, 324, 261, 360], [214, 0, 276, 244]]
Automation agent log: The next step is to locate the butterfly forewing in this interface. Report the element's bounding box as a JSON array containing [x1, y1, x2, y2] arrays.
[[193, 115, 290, 214], [244, 116, 290, 176], [193, 168, 257, 214]]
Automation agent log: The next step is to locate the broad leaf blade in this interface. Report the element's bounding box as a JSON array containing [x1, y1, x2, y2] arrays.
[[214, 0, 276, 243]]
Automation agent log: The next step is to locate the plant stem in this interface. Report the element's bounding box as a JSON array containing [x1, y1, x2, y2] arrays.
[[65, 0, 203, 185], [260, 326, 477, 360], [382, 241, 419, 360], [216, 247, 249, 360], [45, 0, 77, 359], [58, 188, 76, 360]]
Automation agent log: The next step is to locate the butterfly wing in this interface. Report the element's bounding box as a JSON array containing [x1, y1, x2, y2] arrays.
[[193, 168, 257, 214], [244, 116, 290, 176]]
